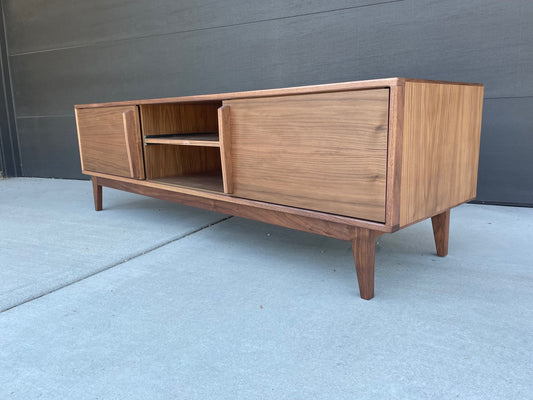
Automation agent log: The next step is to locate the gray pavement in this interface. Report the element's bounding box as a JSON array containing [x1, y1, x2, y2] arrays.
[[0, 178, 532, 399]]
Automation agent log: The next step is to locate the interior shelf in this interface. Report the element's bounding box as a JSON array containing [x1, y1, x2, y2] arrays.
[[144, 132, 219, 147], [150, 171, 223, 193]]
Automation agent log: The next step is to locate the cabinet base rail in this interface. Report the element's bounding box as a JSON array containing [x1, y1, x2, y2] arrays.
[[91, 176, 450, 300]]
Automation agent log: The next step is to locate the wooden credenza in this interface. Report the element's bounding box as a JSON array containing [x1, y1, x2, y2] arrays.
[[75, 78, 484, 299]]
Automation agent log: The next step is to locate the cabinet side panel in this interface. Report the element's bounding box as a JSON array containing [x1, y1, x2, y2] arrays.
[[399, 82, 484, 227], [228, 89, 389, 222]]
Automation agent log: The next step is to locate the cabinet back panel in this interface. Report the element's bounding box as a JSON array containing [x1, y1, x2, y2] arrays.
[[226, 89, 389, 222], [140, 103, 220, 136], [144, 145, 221, 180]]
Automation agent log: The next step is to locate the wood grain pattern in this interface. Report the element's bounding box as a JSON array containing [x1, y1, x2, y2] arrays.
[[75, 79, 402, 109], [144, 135, 220, 147], [404, 79, 483, 87], [75, 78, 487, 300], [152, 171, 223, 193], [399, 82, 484, 227], [385, 83, 405, 227], [226, 89, 389, 222], [91, 176, 102, 211], [122, 109, 145, 178], [144, 145, 221, 180], [106, 176, 365, 242], [122, 111, 135, 176], [140, 102, 224, 181], [94, 176, 362, 241], [218, 105, 233, 194], [90, 171, 393, 233], [76, 106, 144, 179], [352, 228, 380, 300], [139, 102, 220, 136], [431, 209, 450, 257]]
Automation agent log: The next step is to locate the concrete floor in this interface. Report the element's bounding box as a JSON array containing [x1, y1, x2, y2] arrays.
[[0, 178, 532, 399]]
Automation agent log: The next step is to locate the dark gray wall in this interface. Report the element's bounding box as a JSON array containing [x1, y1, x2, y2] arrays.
[[1, 0, 532, 204], [0, 1, 20, 177]]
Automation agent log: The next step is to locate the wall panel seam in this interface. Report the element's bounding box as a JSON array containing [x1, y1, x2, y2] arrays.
[[8, 0, 405, 57], [483, 95, 533, 100], [17, 114, 73, 119]]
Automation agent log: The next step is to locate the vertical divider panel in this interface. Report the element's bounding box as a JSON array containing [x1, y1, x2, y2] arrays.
[[122, 108, 145, 179], [218, 105, 233, 194], [385, 84, 404, 228]]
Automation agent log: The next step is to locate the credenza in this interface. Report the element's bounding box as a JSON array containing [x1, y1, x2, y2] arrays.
[[75, 78, 484, 299]]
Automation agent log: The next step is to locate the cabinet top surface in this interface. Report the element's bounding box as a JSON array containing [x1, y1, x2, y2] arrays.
[[74, 78, 483, 109]]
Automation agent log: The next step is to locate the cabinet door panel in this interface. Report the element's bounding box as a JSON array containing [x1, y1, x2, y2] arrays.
[[76, 106, 145, 179], [226, 89, 389, 222]]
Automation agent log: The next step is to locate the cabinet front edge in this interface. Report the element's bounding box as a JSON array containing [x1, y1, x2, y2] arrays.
[[74, 78, 406, 109]]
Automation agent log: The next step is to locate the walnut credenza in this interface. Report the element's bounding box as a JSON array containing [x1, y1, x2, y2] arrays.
[[75, 78, 484, 299]]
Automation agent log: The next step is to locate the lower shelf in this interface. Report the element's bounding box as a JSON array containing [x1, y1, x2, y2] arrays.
[[150, 171, 223, 193]]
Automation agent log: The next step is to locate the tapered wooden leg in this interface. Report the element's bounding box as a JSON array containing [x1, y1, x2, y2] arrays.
[[92, 176, 102, 211], [431, 209, 450, 257], [352, 228, 379, 300]]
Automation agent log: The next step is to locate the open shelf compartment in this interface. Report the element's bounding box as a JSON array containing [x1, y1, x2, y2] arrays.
[[140, 101, 225, 193]]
